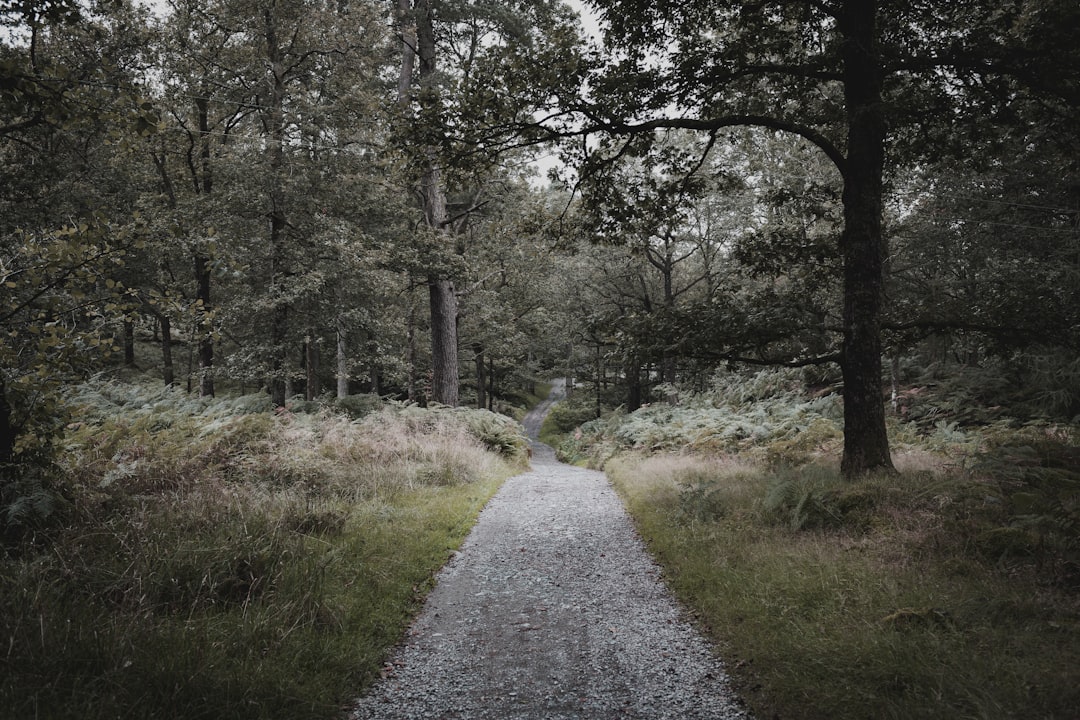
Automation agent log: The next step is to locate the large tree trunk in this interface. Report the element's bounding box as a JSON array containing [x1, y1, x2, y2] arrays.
[[428, 275, 459, 406], [195, 96, 215, 397], [265, 6, 290, 409], [838, 0, 895, 476], [399, 0, 460, 407]]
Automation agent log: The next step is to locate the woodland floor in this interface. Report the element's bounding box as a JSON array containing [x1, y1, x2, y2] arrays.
[[349, 381, 750, 719]]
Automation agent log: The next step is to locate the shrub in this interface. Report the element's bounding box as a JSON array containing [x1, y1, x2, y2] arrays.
[[965, 429, 1080, 583], [334, 393, 384, 419], [545, 394, 600, 435], [454, 408, 530, 463], [764, 465, 885, 532]]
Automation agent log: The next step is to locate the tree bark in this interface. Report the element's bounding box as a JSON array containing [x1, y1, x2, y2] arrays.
[[305, 333, 320, 401], [265, 5, 289, 409], [838, 0, 895, 476], [428, 275, 459, 406], [399, 0, 460, 406], [123, 320, 136, 368], [336, 317, 349, 399], [160, 315, 175, 386], [474, 342, 486, 409], [0, 380, 14, 468], [194, 96, 215, 397], [624, 353, 642, 412]]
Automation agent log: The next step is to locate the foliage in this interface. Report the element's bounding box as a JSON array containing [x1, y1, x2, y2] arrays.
[[897, 355, 1080, 429], [452, 407, 531, 463], [557, 368, 843, 466], [570, 360, 1080, 719], [966, 428, 1080, 581], [0, 219, 142, 536], [0, 378, 516, 719], [545, 392, 600, 435]]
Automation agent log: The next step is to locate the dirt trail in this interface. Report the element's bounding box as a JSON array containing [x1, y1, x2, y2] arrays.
[[351, 382, 748, 719]]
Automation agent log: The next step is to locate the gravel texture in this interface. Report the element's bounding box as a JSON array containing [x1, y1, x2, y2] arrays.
[[351, 381, 750, 719]]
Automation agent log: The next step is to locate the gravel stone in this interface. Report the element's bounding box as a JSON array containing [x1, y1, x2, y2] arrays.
[[351, 381, 750, 719]]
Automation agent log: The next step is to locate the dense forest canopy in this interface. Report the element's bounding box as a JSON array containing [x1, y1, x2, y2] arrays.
[[2, 0, 1078, 527]]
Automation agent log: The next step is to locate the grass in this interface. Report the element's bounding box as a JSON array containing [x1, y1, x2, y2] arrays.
[[0, 382, 526, 720], [606, 452, 1080, 720]]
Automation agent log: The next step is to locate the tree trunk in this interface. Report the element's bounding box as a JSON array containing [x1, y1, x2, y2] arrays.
[[123, 320, 136, 368], [305, 333, 320, 401], [399, 0, 460, 407], [0, 380, 14, 468], [625, 355, 642, 412], [336, 318, 349, 399], [838, 0, 895, 476], [429, 275, 459, 406], [265, 6, 289, 409], [160, 315, 175, 386], [195, 96, 215, 398], [474, 343, 486, 410]]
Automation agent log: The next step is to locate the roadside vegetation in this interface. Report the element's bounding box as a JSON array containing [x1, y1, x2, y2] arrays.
[[552, 366, 1080, 720], [0, 379, 528, 720]]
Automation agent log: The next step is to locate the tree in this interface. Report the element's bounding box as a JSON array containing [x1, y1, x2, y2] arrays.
[[1, 0, 158, 530], [395, 0, 460, 406], [393, 0, 590, 407], [145, 0, 396, 404], [487, 0, 1080, 475]]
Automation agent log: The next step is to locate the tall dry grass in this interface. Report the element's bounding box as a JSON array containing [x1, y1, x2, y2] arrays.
[[606, 450, 1080, 720], [1, 384, 526, 720]]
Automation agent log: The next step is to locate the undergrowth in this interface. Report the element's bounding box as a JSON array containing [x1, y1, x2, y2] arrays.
[[0, 379, 527, 720], [608, 450, 1080, 720], [579, 367, 1080, 720]]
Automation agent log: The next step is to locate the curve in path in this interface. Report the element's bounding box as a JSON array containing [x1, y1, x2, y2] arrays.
[[351, 382, 749, 719], [520, 377, 566, 447]]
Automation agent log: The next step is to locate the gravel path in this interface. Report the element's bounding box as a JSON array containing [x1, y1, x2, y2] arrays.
[[351, 381, 749, 719]]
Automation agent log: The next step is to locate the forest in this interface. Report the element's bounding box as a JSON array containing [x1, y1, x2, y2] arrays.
[[1, 0, 1078, 718]]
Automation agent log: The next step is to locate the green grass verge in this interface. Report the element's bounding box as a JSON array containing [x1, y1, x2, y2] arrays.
[[1, 479, 504, 720], [607, 454, 1080, 720]]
